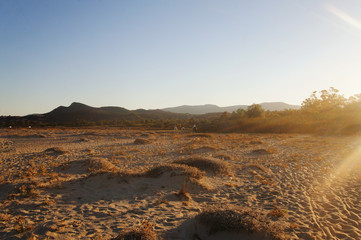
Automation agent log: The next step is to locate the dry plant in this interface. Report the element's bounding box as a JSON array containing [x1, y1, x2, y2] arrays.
[[14, 216, 34, 233], [176, 182, 191, 201], [111, 220, 158, 240], [17, 184, 40, 198], [195, 205, 289, 239], [268, 204, 287, 218], [145, 163, 205, 179], [174, 156, 233, 176], [88, 158, 119, 173], [0, 213, 11, 222]]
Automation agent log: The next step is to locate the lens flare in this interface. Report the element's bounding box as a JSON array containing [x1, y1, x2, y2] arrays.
[[326, 4, 361, 30]]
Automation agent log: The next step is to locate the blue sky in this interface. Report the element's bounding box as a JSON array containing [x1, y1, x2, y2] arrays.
[[1, 0, 361, 116]]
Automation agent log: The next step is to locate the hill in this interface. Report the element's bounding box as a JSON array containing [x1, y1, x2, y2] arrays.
[[162, 102, 300, 114], [0, 102, 189, 127]]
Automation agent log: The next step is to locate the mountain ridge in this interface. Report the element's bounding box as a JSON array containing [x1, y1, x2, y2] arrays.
[[162, 102, 300, 114], [0, 102, 300, 127]]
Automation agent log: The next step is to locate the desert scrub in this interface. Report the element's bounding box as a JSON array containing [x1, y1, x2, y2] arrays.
[[174, 155, 233, 176], [88, 158, 119, 173], [145, 163, 205, 179], [111, 220, 158, 240], [195, 205, 289, 239]]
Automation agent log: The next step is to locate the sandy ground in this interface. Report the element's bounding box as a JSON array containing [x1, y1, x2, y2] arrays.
[[0, 128, 361, 239]]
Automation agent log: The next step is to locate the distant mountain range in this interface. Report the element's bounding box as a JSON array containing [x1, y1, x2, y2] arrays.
[[162, 102, 300, 115], [0, 102, 300, 126], [44, 102, 188, 122]]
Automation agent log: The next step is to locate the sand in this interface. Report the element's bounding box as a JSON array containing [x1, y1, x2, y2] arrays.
[[0, 128, 361, 239]]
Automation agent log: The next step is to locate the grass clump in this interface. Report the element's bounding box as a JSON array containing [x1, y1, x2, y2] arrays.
[[195, 205, 289, 239], [173, 156, 232, 176], [88, 158, 119, 173], [111, 221, 158, 240], [145, 163, 205, 179]]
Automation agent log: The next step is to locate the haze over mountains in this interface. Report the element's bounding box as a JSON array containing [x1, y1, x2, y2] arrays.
[[162, 102, 300, 115]]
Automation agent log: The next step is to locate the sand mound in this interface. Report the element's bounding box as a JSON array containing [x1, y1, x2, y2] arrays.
[[187, 133, 213, 138], [145, 163, 205, 179], [192, 146, 218, 154], [240, 164, 270, 173], [54, 163, 208, 203], [6, 134, 47, 138], [185, 206, 289, 240], [173, 156, 232, 176], [134, 138, 152, 145], [250, 149, 271, 155], [214, 153, 234, 161], [138, 133, 151, 138], [44, 147, 68, 155], [59, 158, 118, 174]]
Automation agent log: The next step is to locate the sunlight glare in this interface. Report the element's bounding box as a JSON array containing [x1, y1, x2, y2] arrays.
[[326, 4, 361, 30]]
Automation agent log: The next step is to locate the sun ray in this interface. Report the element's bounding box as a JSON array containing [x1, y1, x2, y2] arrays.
[[326, 4, 361, 30]]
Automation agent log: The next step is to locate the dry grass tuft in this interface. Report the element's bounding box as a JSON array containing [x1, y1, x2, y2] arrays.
[[176, 182, 191, 201], [195, 205, 289, 239], [134, 138, 152, 145], [0, 139, 14, 152], [174, 156, 233, 176], [268, 204, 287, 218], [14, 216, 34, 233], [88, 158, 119, 173], [0, 213, 11, 222], [145, 163, 205, 179], [17, 184, 40, 198], [111, 220, 158, 240]]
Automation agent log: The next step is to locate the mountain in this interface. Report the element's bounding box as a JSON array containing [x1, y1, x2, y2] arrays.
[[0, 102, 300, 127], [162, 104, 223, 115], [163, 102, 300, 114], [45, 102, 141, 122], [0, 102, 189, 126]]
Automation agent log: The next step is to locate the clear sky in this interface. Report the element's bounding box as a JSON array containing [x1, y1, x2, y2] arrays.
[[1, 0, 361, 116]]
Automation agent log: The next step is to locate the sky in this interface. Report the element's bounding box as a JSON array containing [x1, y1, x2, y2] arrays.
[[1, 0, 361, 116]]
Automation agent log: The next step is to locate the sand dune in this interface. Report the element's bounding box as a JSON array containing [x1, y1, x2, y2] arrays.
[[1, 128, 361, 239]]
